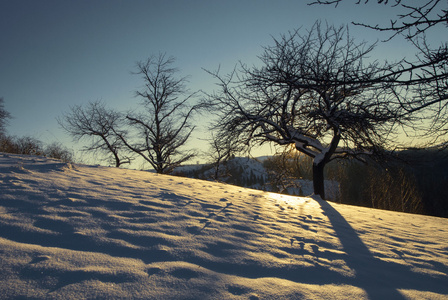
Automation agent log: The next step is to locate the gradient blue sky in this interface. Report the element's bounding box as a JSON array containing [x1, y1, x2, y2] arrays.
[[0, 0, 417, 162]]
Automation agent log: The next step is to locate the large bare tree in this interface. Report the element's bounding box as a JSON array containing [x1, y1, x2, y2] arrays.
[[310, 0, 447, 40], [58, 101, 131, 167], [310, 0, 448, 146], [117, 54, 199, 174], [205, 22, 401, 199]]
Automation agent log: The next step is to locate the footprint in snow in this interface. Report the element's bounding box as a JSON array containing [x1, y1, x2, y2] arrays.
[[186, 225, 201, 234], [170, 268, 199, 280], [227, 284, 250, 296], [30, 255, 51, 264], [147, 267, 162, 276], [216, 215, 225, 221]]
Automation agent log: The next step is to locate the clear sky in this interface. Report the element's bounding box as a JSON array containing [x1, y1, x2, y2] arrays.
[[0, 0, 418, 163]]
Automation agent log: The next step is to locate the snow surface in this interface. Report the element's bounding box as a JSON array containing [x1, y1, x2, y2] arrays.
[[1, 153, 447, 299]]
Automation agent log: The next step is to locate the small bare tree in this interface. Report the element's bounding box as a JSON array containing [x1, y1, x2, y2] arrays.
[[206, 132, 243, 181], [117, 54, 199, 174], [0, 97, 11, 137], [205, 22, 400, 199], [58, 101, 131, 167], [44, 142, 74, 163]]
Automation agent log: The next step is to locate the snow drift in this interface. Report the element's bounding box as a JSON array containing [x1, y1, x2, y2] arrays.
[[0, 153, 447, 299]]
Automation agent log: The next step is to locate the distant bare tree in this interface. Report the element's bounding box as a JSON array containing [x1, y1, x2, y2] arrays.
[[367, 165, 423, 213], [0, 135, 43, 156], [13, 136, 44, 156], [117, 54, 199, 174], [58, 101, 131, 167], [0, 97, 11, 136], [205, 22, 401, 199], [206, 132, 243, 180], [44, 142, 74, 163]]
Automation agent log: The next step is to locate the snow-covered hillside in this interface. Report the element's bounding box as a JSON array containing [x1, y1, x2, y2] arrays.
[[1, 153, 447, 299]]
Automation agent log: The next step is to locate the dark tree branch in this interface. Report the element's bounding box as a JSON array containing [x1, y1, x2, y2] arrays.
[[58, 101, 132, 167]]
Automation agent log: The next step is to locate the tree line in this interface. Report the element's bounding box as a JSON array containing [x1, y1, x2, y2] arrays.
[[1, 1, 446, 206], [0, 98, 73, 162]]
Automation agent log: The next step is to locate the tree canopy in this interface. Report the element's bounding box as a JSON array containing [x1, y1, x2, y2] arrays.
[[205, 22, 401, 199], [310, 0, 448, 147], [117, 54, 200, 173]]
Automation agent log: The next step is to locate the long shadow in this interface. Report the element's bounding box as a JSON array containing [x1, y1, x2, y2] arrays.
[[2, 170, 447, 297], [316, 196, 448, 299]]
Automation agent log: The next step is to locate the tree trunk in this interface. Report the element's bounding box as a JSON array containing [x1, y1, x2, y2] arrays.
[[113, 152, 121, 168], [313, 160, 326, 200], [213, 158, 221, 180]]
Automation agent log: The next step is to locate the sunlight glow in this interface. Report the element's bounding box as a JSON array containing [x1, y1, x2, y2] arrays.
[[266, 192, 310, 206]]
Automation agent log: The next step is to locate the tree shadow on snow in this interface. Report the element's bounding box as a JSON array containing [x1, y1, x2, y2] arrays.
[[314, 196, 448, 300]]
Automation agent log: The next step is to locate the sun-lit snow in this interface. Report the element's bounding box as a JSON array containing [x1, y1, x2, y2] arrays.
[[0, 153, 447, 299]]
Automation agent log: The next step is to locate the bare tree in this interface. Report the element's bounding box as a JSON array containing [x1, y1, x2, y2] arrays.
[[309, 0, 447, 40], [205, 22, 400, 199], [12, 136, 44, 156], [117, 54, 199, 174], [58, 101, 131, 167], [0, 97, 11, 136], [205, 132, 243, 180], [44, 142, 74, 163], [310, 0, 448, 147]]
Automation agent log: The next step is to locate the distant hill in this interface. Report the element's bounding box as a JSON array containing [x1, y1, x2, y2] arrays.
[[174, 156, 339, 200]]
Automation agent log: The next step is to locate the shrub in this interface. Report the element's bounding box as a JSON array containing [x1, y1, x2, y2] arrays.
[[44, 142, 74, 163]]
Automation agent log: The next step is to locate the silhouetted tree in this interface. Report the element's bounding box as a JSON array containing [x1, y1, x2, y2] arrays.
[[58, 101, 131, 167], [310, 0, 447, 40], [0, 97, 11, 136], [310, 0, 448, 147], [205, 22, 400, 199], [117, 54, 199, 174]]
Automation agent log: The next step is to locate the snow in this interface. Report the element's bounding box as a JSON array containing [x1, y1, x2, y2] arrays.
[[1, 153, 447, 299]]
